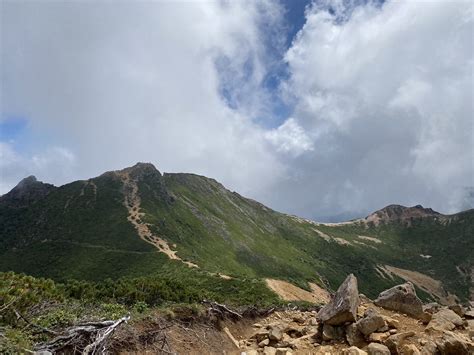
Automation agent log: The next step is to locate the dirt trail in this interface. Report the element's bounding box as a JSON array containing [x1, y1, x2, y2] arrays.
[[119, 171, 198, 268], [265, 279, 330, 304]]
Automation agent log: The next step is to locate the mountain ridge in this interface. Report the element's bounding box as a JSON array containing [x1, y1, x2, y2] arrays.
[[1, 162, 473, 302], [2, 162, 470, 224]]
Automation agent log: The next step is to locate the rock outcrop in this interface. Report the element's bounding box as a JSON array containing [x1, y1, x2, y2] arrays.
[[374, 282, 423, 318], [317, 274, 360, 325]]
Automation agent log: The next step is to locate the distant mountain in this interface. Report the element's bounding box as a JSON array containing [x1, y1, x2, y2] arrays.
[[363, 204, 441, 226], [1, 163, 472, 302]]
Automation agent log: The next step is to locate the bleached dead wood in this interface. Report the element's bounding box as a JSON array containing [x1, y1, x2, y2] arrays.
[[82, 315, 130, 354], [202, 300, 242, 320], [223, 326, 240, 349], [35, 315, 130, 354]]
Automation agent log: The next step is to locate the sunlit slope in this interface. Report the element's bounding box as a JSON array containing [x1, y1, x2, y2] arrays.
[[1, 163, 472, 300]]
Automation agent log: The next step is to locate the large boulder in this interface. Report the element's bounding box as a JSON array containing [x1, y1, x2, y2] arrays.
[[374, 282, 423, 318], [356, 308, 386, 336], [426, 309, 464, 331], [435, 331, 474, 355], [317, 274, 360, 325]]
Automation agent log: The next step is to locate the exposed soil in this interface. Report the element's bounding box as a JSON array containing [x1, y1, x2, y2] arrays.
[[265, 279, 330, 304], [357, 235, 382, 244], [110, 297, 474, 354], [118, 170, 198, 268], [382, 265, 457, 305]]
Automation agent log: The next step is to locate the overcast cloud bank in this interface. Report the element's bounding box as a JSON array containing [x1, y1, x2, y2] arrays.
[[1, 0, 472, 221]]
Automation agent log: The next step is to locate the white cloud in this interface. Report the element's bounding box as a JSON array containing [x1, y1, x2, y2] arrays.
[[0, 1, 285, 197], [265, 118, 313, 156], [273, 0, 473, 218], [1, 0, 472, 219]]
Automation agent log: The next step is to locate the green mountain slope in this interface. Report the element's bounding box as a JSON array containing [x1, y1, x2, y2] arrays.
[[1, 163, 472, 302]]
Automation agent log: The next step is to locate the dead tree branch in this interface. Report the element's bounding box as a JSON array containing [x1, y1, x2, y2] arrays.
[[202, 300, 242, 320], [35, 315, 130, 354], [13, 309, 58, 335]]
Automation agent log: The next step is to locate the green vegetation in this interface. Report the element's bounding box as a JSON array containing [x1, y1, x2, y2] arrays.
[[0, 270, 281, 353], [0, 163, 472, 305]]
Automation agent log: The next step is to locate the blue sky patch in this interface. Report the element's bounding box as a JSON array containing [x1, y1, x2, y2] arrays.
[[0, 116, 28, 141]]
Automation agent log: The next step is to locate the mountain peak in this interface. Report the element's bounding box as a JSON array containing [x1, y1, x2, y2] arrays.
[[16, 175, 38, 187], [365, 204, 441, 225], [130, 162, 157, 171], [0, 175, 55, 208], [122, 162, 161, 179]]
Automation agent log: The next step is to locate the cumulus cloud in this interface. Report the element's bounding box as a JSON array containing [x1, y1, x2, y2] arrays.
[[1, 0, 472, 220], [265, 118, 313, 156], [0, 0, 285, 197], [272, 0, 474, 219]]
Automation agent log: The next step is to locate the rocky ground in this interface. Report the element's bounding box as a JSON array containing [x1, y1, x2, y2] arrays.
[[230, 275, 474, 355], [109, 275, 474, 354]]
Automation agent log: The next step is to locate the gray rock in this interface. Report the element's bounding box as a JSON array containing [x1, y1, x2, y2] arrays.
[[322, 324, 345, 341], [423, 302, 442, 314], [367, 342, 391, 355], [384, 331, 415, 354], [435, 331, 473, 355], [317, 274, 360, 325], [401, 344, 421, 355], [374, 282, 423, 318], [420, 340, 440, 355], [356, 308, 386, 336], [448, 304, 465, 317], [269, 326, 284, 341], [426, 309, 464, 331], [346, 323, 366, 348]]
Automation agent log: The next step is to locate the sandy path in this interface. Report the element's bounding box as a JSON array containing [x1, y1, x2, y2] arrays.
[[265, 279, 330, 304], [119, 171, 198, 268]]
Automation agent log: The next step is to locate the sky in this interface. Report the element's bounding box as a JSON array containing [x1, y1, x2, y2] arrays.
[[1, 0, 473, 222]]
